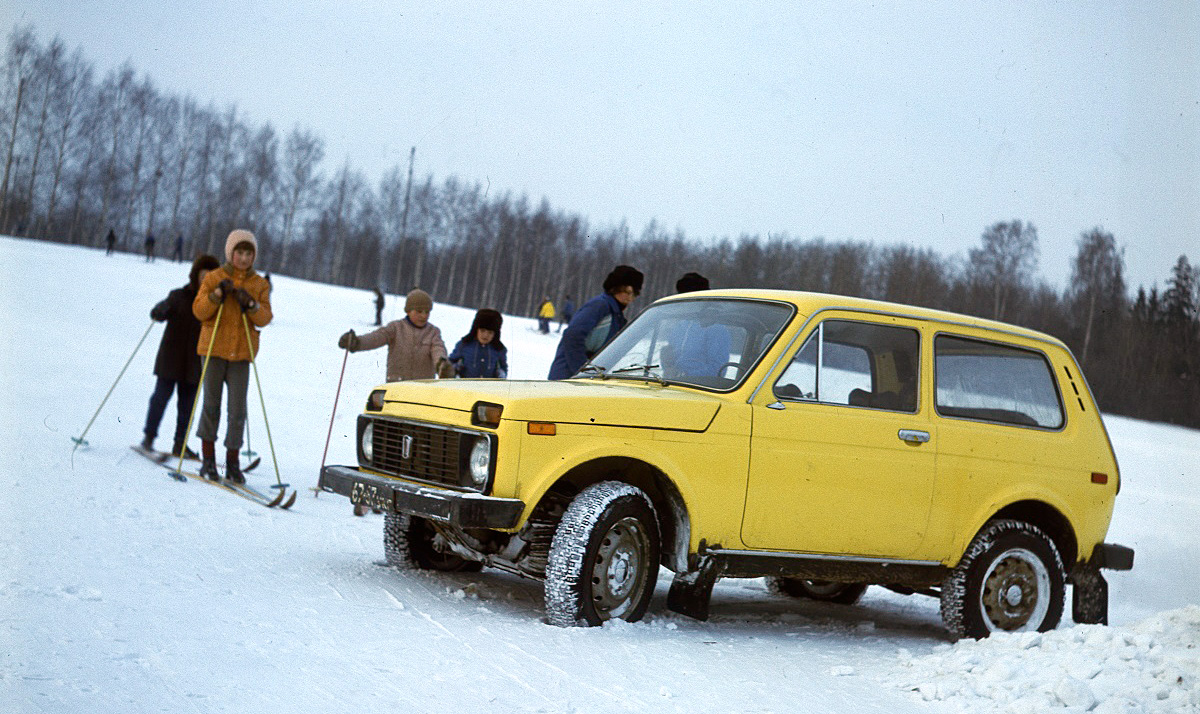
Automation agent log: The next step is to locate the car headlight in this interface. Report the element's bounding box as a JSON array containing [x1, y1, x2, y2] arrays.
[[468, 437, 490, 488], [361, 421, 374, 463]]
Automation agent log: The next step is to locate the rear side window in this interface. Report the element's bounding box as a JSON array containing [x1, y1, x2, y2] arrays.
[[935, 335, 1063, 428], [774, 319, 919, 412]]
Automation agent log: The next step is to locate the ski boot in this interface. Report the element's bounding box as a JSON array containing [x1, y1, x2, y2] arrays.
[[140, 434, 154, 452], [199, 440, 220, 481], [172, 440, 199, 460], [225, 449, 245, 485]]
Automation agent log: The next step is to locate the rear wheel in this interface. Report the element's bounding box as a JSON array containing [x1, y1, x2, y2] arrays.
[[940, 519, 1065, 640], [545, 481, 660, 627], [383, 511, 484, 572], [767, 578, 868, 605]]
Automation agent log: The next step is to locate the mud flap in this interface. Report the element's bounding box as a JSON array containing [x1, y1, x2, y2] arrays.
[[667, 556, 721, 621], [1069, 567, 1109, 625]]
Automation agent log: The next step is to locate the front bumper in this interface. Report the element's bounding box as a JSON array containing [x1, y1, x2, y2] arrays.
[[319, 465, 524, 530]]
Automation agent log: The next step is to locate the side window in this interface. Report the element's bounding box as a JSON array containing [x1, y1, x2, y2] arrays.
[[773, 319, 919, 412], [935, 335, 1064, 428]]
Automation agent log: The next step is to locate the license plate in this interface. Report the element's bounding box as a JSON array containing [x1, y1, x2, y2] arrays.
[[350, 481, 392, 512]]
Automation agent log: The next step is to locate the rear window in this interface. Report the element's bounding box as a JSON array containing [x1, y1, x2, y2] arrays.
[[934, 335, 1063, 428]]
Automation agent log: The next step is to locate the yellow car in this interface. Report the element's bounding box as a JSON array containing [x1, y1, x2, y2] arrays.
[[319, 290, 1133, 639]]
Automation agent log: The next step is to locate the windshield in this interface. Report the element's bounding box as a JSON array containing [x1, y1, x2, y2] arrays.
[[583, 298, 795, 390]]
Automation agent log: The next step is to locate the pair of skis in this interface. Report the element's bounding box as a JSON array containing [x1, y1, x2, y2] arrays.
[[132, 445, 296, 509]]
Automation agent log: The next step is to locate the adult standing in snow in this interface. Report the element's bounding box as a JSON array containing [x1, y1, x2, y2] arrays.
[[373, 288, 385, 326], [140, 253, 221, 459], [548, 265, 643, 380], [449, 309, 508, 378], [192, 229, 274, 484], [337, 288, 455, 515], [537, 296, 555, 334], [105, 229, 116, 256], [558, 294, 574, 332], [144, 231, 156, 262], [172, 233, 185, 262], [661, 271, 732, 379]]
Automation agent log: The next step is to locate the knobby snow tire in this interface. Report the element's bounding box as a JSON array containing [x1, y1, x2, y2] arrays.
[[766, 578, 868, 605], [383, 511, 483, 572], [940, 519, 1065, 641], [545, 481, 660, 627]]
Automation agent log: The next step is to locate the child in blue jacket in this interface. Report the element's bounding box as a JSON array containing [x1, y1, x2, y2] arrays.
[[449, 309, 508, 378]]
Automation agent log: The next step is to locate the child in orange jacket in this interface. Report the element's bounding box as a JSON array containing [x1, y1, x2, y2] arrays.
[[192, 229, 273, 483]]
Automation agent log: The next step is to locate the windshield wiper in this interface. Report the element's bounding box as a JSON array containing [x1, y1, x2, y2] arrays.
[[609, 364, 666, 385], [577, 364, 608, 379]]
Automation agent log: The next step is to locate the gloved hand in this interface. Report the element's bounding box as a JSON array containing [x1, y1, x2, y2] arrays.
[[436, 356, 456, 379], [338, 330, 359, 352], [215, 279, 235, 300], [234, 288, 257, 311]]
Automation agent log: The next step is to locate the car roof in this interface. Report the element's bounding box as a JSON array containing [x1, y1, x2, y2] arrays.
[[654, 289, 1068, 349]]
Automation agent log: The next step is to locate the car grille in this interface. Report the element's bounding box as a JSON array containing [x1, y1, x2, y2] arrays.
[[369, 419, 463, 488]]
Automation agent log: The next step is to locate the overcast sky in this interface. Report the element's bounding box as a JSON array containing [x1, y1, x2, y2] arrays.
[[5, 1, 1197, 293]]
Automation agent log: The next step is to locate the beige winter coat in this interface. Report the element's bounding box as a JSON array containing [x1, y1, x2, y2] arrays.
[[357, 318, 448, 381]]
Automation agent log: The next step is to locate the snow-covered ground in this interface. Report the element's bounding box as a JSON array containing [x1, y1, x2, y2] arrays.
[[1, 236, 1196, 714]]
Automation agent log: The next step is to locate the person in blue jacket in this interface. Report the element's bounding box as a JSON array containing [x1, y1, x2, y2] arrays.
[[547, 265, 643, 380], [449, 308, 508, 378]]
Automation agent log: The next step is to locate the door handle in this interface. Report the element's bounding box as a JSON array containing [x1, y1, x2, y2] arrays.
[[898, 429, 930, 444]]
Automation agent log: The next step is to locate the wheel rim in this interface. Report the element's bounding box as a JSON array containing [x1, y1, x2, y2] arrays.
[[590, 516, 651, 620], [979, 547, 1051, 632]]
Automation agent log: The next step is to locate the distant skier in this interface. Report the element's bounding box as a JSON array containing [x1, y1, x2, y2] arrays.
[[558, 294, 574, 332], [337, 288, 456, 515], [140, 253, 221, 459], [548, 265, 643, 380], [537, 296, 555, 334], [105, 229, 116, 256], [193, 229, 274, 484], [449, 309, 508, 378], [144, 231, 156, 262], [172, 233, 185, 262], [373, 288, 385, 326]]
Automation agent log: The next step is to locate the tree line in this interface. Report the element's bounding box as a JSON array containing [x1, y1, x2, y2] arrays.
[[3, 26, 1196, 427]]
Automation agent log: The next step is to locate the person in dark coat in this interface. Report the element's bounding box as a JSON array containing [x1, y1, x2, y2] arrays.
[[145, 231, 156, 262], [105, 229, 117, 256], [558, 294, 574, 332], [449, 309, 508, 378], [373, 288, 385, 326], [548, 265, 643, 380], [141, 253, 221, 457], [172, 234, 185, 262]]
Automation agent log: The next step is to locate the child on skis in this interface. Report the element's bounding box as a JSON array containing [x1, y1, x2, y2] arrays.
[[449, 309, 508, 378], [192, 229, 273, 484], [140, 253, 220, 459], [337, 288, 455, 514]]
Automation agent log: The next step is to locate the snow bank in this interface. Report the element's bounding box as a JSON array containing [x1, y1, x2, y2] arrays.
[[884, 606, 1200, 713]]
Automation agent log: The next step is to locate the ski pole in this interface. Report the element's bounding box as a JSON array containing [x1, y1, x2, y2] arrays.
[[72, 321, 156, 451], [242, 414, 256, 459], [242, 312, 286, 490], [317, 345, 352, 497], [174, 302, 223, 478]]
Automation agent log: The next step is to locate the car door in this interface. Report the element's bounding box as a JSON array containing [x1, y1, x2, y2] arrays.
[[740, 314, 937, 558]]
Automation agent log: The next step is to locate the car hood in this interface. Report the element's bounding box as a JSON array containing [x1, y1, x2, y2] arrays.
[[377, 379, 721, 432]]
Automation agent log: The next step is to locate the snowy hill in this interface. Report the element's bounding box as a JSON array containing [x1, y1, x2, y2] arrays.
[[1, 236, 1196, 713]]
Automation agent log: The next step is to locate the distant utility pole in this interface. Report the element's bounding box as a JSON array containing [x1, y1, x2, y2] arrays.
[[399, 146, 417, 291]]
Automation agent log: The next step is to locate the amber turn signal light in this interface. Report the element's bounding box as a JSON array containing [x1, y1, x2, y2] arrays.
[[527, 422, 557, 436]]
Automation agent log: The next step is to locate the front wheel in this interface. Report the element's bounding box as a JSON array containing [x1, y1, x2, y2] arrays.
[[384, 511, 484, 572], [767, 578, 868, 605], [940, 519, 1065, 640], [545, 481, 660, 627]]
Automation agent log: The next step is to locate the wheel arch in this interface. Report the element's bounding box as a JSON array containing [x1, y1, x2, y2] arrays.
[[530, 455, 692, 574], [979, 499, 1078, 568]]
